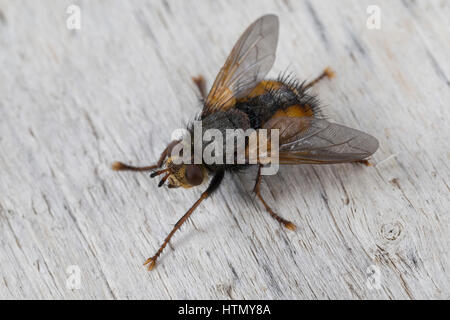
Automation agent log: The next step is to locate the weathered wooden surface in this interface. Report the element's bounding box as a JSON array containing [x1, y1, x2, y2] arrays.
[[0, 0, 449, 299]]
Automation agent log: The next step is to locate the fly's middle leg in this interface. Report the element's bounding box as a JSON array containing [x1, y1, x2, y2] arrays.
[[253, 166, 296, 231]]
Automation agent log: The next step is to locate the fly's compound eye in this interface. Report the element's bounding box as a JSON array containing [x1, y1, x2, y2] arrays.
[[185, 165, 204, 186]]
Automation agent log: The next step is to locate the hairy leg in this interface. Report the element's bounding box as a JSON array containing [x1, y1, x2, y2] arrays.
[[253, 166, 296, 231], [144, 170, 225, 270], [354, 159, 373, 166], [192, 75, 207, 100], [304, 67, 335, 90], [112, 140, 180, 171]]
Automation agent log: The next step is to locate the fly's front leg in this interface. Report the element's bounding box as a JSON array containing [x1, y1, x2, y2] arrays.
[[253, 166, 296, 231], [112, 140, 180, 172], [144, 170, 225, 270], [304, 67, 335, 89]]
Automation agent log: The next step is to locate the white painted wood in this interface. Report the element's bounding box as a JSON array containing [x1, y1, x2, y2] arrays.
[[0, 0, 449, 299]]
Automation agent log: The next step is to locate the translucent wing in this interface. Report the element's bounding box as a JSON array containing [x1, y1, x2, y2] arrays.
[[202, 15, 279, 117], [252, 117, 379, 164]]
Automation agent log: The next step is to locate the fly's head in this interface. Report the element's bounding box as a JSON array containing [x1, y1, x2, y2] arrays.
[[151, 154, 208, 189], [167, 157, 208, 189]]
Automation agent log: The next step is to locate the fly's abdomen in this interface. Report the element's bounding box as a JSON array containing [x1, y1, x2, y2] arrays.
[[235, 78, 320, 129]]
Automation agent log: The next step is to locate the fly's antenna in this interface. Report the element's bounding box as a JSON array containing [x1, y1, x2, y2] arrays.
[[158, 173, 170, 187], [150, 168, 169, 178]]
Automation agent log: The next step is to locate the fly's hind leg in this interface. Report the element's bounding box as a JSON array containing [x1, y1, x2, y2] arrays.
[[354, 159, 373, 166], [304, 67, 335, 89], [192, 75, 207, 100], [253, 166, 296, 231]]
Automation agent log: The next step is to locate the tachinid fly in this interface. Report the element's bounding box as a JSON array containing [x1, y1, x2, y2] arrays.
[[112, 15, 379, 270]]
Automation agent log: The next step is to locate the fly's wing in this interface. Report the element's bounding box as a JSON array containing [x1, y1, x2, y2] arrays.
[[249, 117, 379, 164], [202, 15, 279, 118]]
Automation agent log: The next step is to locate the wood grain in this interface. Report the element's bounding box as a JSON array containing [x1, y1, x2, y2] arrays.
[[0, 0, 449, 299]]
